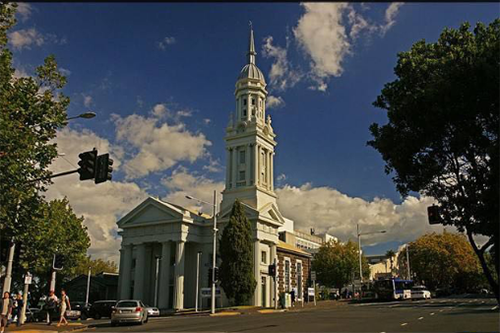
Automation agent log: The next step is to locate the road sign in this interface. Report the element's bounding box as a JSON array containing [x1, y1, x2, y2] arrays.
[[311, 271, 316, 280], [308, 287, 315, 297], [24, 275, 32, 285], [201, 287, 221, 298]]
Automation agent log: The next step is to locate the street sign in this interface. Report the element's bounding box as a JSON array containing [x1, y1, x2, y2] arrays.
[[24, 275, 32, 285], [201, 287, 221, 298], [311, 271, 316, 280], [308, 287, 315, 297]]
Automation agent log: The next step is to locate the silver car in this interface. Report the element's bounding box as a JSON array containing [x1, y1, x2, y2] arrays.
[[111, 300, 148, 326], [145, 304, 160, 317]]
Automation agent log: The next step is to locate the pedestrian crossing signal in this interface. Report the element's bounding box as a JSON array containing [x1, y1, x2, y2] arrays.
[[268, 263, 276, 277], [53, 254, 65, 270]]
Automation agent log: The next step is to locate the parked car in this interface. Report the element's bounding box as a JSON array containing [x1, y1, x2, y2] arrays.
[[72, 302, 91, 320], [144, 304, 160, 317], [110, 300, 148, 326], [411, 286, 431, 300], [26, 308, 40, 323], [89, 300, 116, 319], [33, 306, 81, 322]]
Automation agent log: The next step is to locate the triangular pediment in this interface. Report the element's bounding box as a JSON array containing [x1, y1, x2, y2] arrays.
[[259, 202, 285, 225], [218, 202, 259, 221], [117, 197, 186, 228], [218, 201, 284, 226]]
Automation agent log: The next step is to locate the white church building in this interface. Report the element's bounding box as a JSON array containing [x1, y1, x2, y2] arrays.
[[116, 27, 311, 310]]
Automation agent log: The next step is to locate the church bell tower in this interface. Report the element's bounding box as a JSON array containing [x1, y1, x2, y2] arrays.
[[220, 25, 278, 212]]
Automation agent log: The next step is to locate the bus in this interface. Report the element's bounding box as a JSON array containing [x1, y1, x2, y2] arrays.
[[374, 278, 413, 300]]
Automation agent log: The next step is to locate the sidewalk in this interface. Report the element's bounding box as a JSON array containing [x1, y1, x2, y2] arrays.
[[6, 322, 90, 333]]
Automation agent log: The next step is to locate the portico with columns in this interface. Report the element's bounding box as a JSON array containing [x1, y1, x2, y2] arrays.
[[117, 26, 290, 310]]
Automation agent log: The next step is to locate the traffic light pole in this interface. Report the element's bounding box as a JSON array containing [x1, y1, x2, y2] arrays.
[[211, 191, 218, 315], [27, 169, 79, 184], [20, 273, 31, 324]]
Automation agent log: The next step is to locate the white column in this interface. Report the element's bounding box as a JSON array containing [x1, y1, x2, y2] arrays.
[[133, 243, 147, 300], [270, 152, 274, 191], [226, 148, 231, 189], [245, 144, 251, 186], [232, 146, 238, 187], [158, 241, 171, 309], [254, 144, 260, 186], [174, 240, 185, 310], [119, 245, 132, 300], [253, 239, 260, 306]]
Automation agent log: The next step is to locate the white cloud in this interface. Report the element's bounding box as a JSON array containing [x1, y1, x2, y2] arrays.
[[47, 128, 147, 263], [82, 94, 93, 108], [161, 167, 225, 213], [202, 157, 223, 173], [380, 3, 404, 36], [262, 36, 302, 91], [158, 36, 176, 50], [8, 28, 44, 50], [112, 106, 211, 179], [276, 183, 445, 246], [267, 95, 285, 109], [293, 3, 352, 91], [15, 3, 34, 22]]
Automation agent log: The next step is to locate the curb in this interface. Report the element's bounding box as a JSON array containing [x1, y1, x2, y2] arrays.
[[257, 309, 287, 314], [209, 311, 241, 317]]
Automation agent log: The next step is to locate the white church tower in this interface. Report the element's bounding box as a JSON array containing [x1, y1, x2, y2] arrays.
[[220, 25, 278, 213]]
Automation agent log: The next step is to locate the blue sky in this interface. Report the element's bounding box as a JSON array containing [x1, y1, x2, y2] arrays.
[[9, 3, 498, 259]]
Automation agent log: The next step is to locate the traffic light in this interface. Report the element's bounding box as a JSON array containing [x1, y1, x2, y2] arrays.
[[14, 242, 26, 263], [78, 148, 98, 181], [427, 205, 441, 225], [0, 240, 10, 262], [214, 267, 219, 283], [95, 153, 114, 184], [208, 268, 213, 285], [53, 254, 65, 270], [268, 263, 276, 277]]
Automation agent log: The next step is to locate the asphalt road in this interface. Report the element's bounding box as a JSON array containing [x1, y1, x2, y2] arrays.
[[84, 297, 499, 333]]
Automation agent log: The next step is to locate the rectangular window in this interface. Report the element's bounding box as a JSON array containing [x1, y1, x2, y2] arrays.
[[244, 99, 247, 106], [284, 260, 290, 292], [297, 261, 303, 299], [252, 98, 256, 105], [239, 171, 245, 181], [240, 150, 246, 164], [261, 251, 267, 264], [243, 109, 247, 117]]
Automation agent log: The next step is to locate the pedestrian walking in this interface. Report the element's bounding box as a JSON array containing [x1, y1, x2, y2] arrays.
[[0, 292, 13, 333], [14, 293, 22, 327], [45, 291, 58, 325], [290, 289, 296, 307], [57, 289, 70, 327]]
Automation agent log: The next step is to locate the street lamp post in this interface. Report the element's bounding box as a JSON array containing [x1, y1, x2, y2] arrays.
[[186, 190, 218, 314], [356, 224, 386, 283]]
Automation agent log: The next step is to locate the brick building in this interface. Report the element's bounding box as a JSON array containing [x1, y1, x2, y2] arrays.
[[276, 240, 312, 301]]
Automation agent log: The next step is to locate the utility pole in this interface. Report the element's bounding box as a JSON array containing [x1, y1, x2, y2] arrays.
[[2, 240, 15, 294], [211, 190, 218, 315], [406, 244, 411, 280], [195, 252, 201, 312], [85, 267, 91, 307], [357, 224, 363, 283], [274, 258, 278, 310], [50, 254, 57, 292]]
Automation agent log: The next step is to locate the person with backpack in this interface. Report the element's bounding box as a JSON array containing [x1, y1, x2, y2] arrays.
[[45, 291, 58, 326]]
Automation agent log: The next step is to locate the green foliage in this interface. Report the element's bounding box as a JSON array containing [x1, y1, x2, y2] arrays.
[[368, 19, 499, 300], [401, 232, 486, 292], [219, 200, 256, 305], [70, 257, 118, 279], [0, 3, 69, 239], [313, 240, 369, 289]]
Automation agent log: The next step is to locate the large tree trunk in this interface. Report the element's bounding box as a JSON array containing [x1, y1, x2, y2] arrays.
[[466, 231, 499, 303]]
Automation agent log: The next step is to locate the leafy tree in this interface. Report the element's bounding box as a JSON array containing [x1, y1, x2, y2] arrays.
[[313, 240, 370, 290], [219, 200, 256, 305], [368, 19, 499, 301], [70, 257, 118, 279], [385, 250, 396, 273], [11, 198, 90, 302], [0, 3, 69, 249], [401, 232, 485, 292]]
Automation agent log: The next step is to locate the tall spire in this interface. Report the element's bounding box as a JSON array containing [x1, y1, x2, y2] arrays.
[[247, 21, 256, 65]]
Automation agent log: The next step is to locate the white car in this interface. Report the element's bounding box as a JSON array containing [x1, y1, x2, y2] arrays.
[[144, 305, 160, 317], [411, 286, 431, 299]]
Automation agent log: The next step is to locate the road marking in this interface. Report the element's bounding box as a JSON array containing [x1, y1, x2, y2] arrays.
[[401, 323, 408, 326], [430, 312, 435, 316], [418, 317, 424, 320], [439, 309, 444, 312], [492, 306, 499, 311]]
